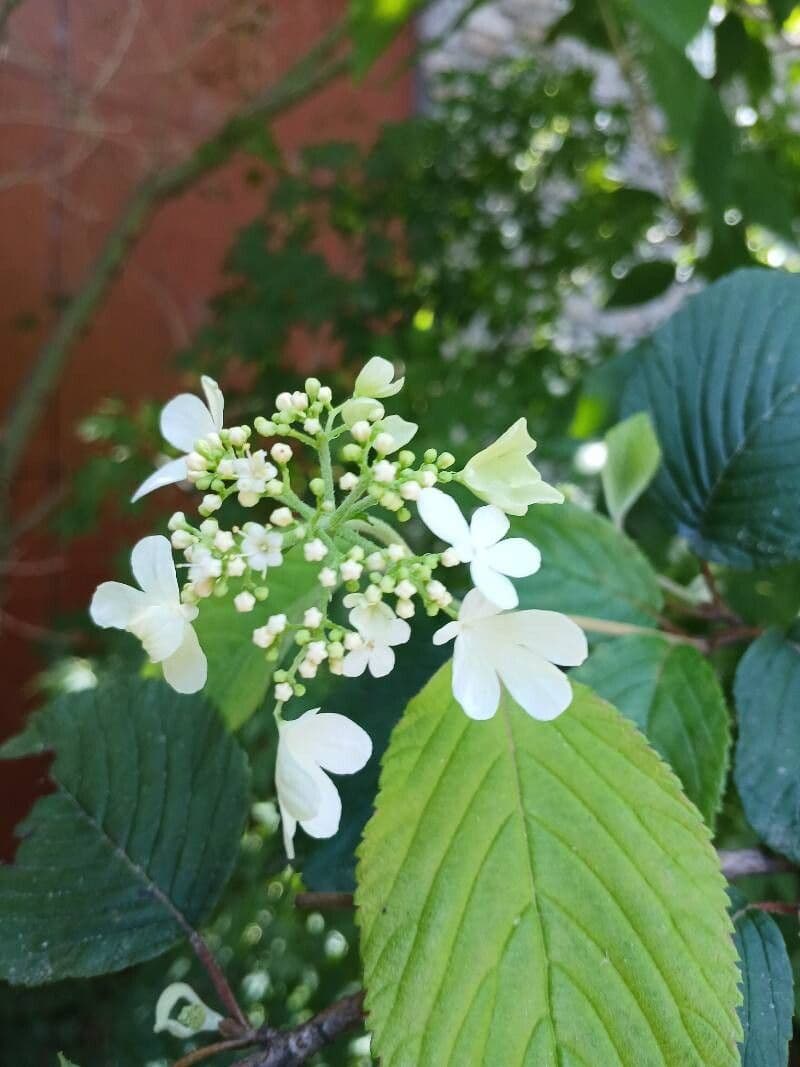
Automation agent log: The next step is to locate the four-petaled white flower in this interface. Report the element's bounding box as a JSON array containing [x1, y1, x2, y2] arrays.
[[90, 536, 207, 693], [275, 708, 372, 859], [185, 544, 222, 597], [241, 523, 283, 575], [233, 451, 278, 506], [433, 589, 587, 721], [132, 376, 224, 502], [461, 417, 563, 516], [417, 487, 541, 610], [342, 598, 410, 678]]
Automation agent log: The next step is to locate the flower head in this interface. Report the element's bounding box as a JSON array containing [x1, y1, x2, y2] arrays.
[[241, 523, 283, 575], [233, 451, 278, 506], [275, 708, 372, 859], [433, 589, 587, 721], [342, 599, 410, 678], [132, 376, 224, 502], [154, 982, 222, 1039], [418, 487, 541, 609], [90, 536, 207, 693], [461, 418, 563, 516]]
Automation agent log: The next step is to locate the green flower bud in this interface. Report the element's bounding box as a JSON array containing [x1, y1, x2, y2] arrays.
[[424, 448, 438, 464], [295, 629, 311, 645], [397, 507, 411, 522], [437, 452, 456, 469], [309, 478, 325, 497], [379, 576, 396, 593], [274, 670, 288, 683], [254, 416, 277, 436], [211, 479, 225, 493], [305, 377, 321, 398], [341, 443, 362, 463], [348, 546, 365, 561], [213, 581, 228, 598], [398, 450, 416, 468], [195, 475, 212, 491], [255, 587, 269, 601]]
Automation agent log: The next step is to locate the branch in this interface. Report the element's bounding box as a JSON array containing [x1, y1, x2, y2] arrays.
[[0, 19, 350, 515], [232, 993, 365, 1067], [719, 848, 795, 879], [294, 891, 354, 911]]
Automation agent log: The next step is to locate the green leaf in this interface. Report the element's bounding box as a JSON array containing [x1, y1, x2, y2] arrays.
[[57, 1056, 80, 1067], [357, 672, 742, 1066], [349, 0, 425, 77], [602, 412, 662, 528], [730, 890, 794, 1067], [574, 636, 729, 826], [767, 0, 796, 24], [605, 261, 675, 308], [622, 269, 800, 568], [734, 629, 800, 862], [0, 676, 249, 985], [512, 501, 663, 627], [300, 618, 449, 892], [626, 0, 711, 49], [194, 551, 320, 729]]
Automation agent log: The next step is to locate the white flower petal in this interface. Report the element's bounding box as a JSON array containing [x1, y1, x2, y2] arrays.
[[129, 605, 186, 662], [160, 393, 217, 453], [300, 765, 342, 839], [90, 582, 149, 629], [201, 375, 225, 429], [469, 505, 509, 549], [276, 735, 320, 822], [470, 558, 518, 610], [496, 610, 588, 666], [342, 648, 370, 677], [161, 625, 207, 694], [385, 617, 411, 647], [432, 620, 460, 646], [494, 645, 574, 721], [451, 634, 500, 720], [378, 414, 418, 450], [281, 806, 298, 860], [483, 537, 541, 578], [368, 644, 396, 677], [418, 487, 470, 548], [458, 588, 502, 626], [131, 535, 180, 602], [355, 356, 402, 398], [131, 456, 189, 502], [288, 710, 372, 775]]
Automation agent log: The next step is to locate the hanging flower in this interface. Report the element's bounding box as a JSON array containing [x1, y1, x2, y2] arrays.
[[461, 418, 563, 516], [90, 536, 207, 694], [342, 356, 405, 425], [153, 982, 223, 1039], [132, 376, 225, 502], [417, 487, 541, 609], [241, 523, 283, 575], [275, 708, 372, 859], [342, 598, 411, 678], [433, 589, 587, 721]]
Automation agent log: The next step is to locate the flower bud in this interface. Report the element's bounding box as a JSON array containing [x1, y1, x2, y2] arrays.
[[400, 480, 421, 501], [437, 451, 456, 469], [396, 598, 415, 619], [304, 607, 323, 628], [365, 552, 385, 571], [305, 377, 321, 398], [229, 427, 248, 448], [271, 506, 293, 527], [217, 458, 235, 478], [227, 557, 246, 577], [265, 479, 283, 497], [309, 478, 325, 497], [341, 443, 362, 463], [317, 385, 333, 404], [373, 460, 397, 484], [199, 518, 219, 536], [344, 632, 364, 651], [253, 625, 274, 649], [199, 494, 222, 515], [340, 560, 363, 582], [254, 416, 276, 436], [186, 451, 208, 472], [380, 491, 403, 511], [304, 418, 321, 435], [339, 472, 359, 491], [267, 613, 288, 634], [171, 530, 194, 550], [167, 511, 186, 531], [387, 543, 406, 562], [275, 682, 293, 703], [237, 491, 259, 508], [365, 584, 382, 604], [398, 450, 415, 467], [395, 579, 416, 600], [271, 442, 293, 464], [298, 659, 317, 679], [318, 567, 337, 588], [275, 392, 293, 412], [351, 420, 371, 443], [234, 591, 255, 613], [292, 391, 309, 411], [304, 538, 328, 562], [374, 432, 395, 455], [441, 547, 461, 567], [214, 530, 234, 552]]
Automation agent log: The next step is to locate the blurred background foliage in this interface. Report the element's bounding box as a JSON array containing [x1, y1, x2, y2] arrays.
[[9, 0, 800, 1062]]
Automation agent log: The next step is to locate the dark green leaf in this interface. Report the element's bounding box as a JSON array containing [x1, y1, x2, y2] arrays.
[[574, 635, 730, 825], [622, 269, 800, 567], [0, 676, 249, 984], [512, 502, 663, 626], [627, 0, 711, 49], [730, 889, 794, 1067], [194, 552, 320, 729], [767, 0, 796, 25], [606, 261, 675, 308], [734, 629, 800, 862], [348, 0, 425, 77]]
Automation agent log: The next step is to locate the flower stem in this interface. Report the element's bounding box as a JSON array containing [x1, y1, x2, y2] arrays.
[[567, 615, 705, 649]]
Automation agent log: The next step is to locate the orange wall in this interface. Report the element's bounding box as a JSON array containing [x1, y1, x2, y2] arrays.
[[0, 2, 413, 836]]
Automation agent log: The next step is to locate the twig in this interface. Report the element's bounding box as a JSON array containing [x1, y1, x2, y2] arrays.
[[173, 1037, 256, 1067], [187, 929, 249, 1032], [233, 993, 365, 1067], [566, 614, 705, 649], [719, 848, 795, 879], [750, 901, 799, 916], [295, 891, 354, 911]]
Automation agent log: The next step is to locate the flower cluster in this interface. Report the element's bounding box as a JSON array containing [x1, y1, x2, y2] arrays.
[[91, 358, 587, 858]]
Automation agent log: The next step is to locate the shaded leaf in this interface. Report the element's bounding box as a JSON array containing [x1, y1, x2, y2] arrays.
[[513, 501, 663, 626], [602, 411, 662, 528], [622, 269, 800, 567], [574, 635, 729, 825], [627, 0, 711, 49], [0, 676, 249, 984], [605, 261, 675, 308], [734, 629, 800, 862], [357, 672, 742, 1066]]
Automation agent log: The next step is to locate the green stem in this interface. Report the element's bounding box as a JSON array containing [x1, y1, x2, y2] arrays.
[[568, 615, 704, 649]]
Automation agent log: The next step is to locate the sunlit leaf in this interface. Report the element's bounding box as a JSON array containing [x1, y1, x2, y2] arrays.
[[602, 411, 661, 528]]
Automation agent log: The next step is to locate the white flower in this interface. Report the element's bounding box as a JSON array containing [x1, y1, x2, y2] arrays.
[[234, 591, 255, 613], [233, 451, 278, 506], [154, 982, 222, 1039], [185, 544, 222, 596], [433, 589, 587, 721], [417, 487, 540, 610], [275, 708, 372, 859], [342, 600, 410, 678], [340, 559, 363, 582], [275, 681, 293, 703], [252, 625, 274, 649], [461, 418, 563, 516], [90, 536, 207, 694], [214, 530, 235, 552], [304, 607, 324, 628], [241, 523, 283, 575], [319, 567, 337, 588], [132, 376, 225, 502], [355, 356, 404, 399], [304, 538, 328, 562]]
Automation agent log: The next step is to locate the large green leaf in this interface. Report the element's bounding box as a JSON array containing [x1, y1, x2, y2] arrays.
[[626, 0, 711, 49], [348, 0, 426, 77], [730, 890, 794, 1067], [512, 502, 663, 626], [574, 635, 729, 826], [194, 552, 319, 729], [0, 676, 249, 985], [622, 269, 800, 568], [357, 672, 742, 1067], [734, 629, 800, 862]]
